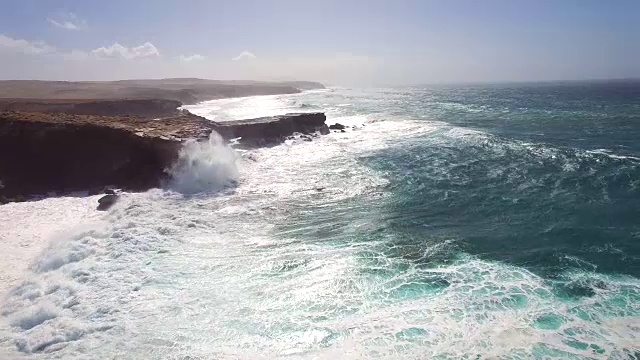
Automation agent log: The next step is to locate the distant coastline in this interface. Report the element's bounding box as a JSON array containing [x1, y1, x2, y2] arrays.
[[0, 78, 325, 105]]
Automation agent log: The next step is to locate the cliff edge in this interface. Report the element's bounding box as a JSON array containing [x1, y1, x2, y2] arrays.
[[0, 111, 329, 201]]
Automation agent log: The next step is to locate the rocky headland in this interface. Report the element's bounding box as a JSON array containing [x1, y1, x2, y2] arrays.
[[0, 79, 328, 202]]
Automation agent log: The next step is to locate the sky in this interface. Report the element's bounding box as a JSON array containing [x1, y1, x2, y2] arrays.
[[0, 0, 639, 85]]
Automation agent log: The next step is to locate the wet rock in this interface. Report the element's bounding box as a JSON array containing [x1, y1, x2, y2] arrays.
[[91, 186, 117, 195], [214, 113, 330, 146], [103, 187, 118, 195], [97, 194, 119, 211], [329, 123, 346, 130], [319, 126, 330, 135]]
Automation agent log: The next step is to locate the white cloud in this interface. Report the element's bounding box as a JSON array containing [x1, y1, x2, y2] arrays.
[[63, 49, 90, 61], [47, 12, 87, 31], [179, 54, 205, 62], [0, 35, 160, 62], [0, 34, 56, 55], [232, 51, 256, 61], [0, 37, 376, 85], [92, 42, 160, 59]]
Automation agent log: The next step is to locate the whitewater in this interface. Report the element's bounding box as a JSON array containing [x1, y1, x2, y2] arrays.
[[1, 85, 639, 359]]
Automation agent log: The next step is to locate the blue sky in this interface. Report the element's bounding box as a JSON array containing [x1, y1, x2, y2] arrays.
[[0, 0, 638, 84]]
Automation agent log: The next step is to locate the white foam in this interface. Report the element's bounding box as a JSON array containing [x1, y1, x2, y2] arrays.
[[0, 196, 100, 297], [182, 93, 315, 122], [586, 149, 640, 162], [167, 131, 240, 194]]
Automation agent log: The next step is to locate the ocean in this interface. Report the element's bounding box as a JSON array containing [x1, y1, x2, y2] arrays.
[[0, 81, 639, 359]]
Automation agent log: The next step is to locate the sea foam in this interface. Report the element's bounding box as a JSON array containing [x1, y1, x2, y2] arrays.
[[167, 131, 240, 194]]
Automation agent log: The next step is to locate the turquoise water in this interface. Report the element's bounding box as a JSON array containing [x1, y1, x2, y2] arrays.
[[269, 82, 640, 358], [1, 81, 639, 359]]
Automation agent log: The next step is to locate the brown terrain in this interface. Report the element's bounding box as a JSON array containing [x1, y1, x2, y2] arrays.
[[0, 99, 184, 117], [0, 79, 328, 202], [0, 79, 323, 104]]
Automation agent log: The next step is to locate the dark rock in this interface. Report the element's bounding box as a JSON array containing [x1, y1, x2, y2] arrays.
[[340, 129, 346, 133], [97, 194, 118, 211], [0, 113, 185, 199], [329, 123, 346, 130], [103, 188, 118, 195], [214, 113, 329, 146]]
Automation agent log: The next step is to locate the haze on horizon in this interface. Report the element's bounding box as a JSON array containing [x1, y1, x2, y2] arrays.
[[0, 0, 638, 86]]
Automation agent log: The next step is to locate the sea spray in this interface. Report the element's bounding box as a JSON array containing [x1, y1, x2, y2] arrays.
[[168, 131, 240, 194]]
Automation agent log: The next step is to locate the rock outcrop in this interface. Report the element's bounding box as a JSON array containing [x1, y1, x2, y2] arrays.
[[97, 194, 119, 211], [214, 113, 329, 146]]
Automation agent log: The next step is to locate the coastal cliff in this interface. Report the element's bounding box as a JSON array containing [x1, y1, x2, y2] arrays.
[[0, 111, 329, 201], [0, 78, 328, 202]]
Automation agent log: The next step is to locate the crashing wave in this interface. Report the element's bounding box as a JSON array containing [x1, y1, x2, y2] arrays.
[[167, 132, 240, 194]]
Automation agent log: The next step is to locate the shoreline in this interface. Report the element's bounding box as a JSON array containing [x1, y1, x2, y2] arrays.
[[0, 79, 329, 203]]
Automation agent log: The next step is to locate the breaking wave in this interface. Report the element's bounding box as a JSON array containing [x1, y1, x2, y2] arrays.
[[167, 132, 240, 194]]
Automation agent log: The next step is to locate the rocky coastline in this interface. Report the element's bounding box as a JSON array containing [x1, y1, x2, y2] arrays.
[[0, 79, 329, 203]]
